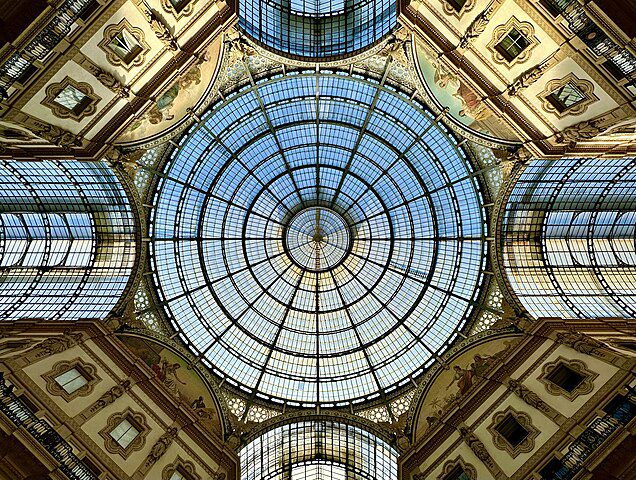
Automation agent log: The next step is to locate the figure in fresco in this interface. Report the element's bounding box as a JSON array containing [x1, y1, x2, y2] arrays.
[[448, 364, 474, 395], [433, 68, 491, 121], [151, 358, 186, 398], [191, 395, 206, 410], [469, 353, 497, 377]]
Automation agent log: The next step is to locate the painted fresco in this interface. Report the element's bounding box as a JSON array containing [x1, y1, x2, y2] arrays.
[[415, 41, 519, 141], [117, 38, 222, 144], [119, 335, 223, 436], [414, 336, 520, 441]]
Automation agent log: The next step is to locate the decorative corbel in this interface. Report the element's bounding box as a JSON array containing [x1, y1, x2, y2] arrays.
[[104, 146, 145, 178], [508, 54, 555, 96], [141, 2, 179, 51], [555, 119, 608, 148], [25, 122, 83, 152], [459, 0, 497, 50], [458, 424, 505, 478], [86, 64, 131, 99]]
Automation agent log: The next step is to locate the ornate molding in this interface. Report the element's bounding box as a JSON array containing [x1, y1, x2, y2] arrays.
[[84, 63, 131, 98], [82, 379, 132, 420], [42, 358, 100, 402], [41, 77, 100, 121], [442, 0, 477, 19], [508, 55, 555, 95], [162, 456, 202, 480], [459, 1, 497, 49], [506, 378, 563, 422], [538, 357, 598, 401], [140, 5, 179, 51], [99, 407, 150, 459], [486, 16, 539, 67], [554, 118, 608, 147], [553, 330, 610, 358], [98, 19, 150, 70], [23, 120, 84, 152], [24, 330, 84, 361], [538, 73, 598, 118], [436, 456, 477, 479], [458, 424, 499, 472], [487, 406, 539, 458], [161, 0, 198, 19], [144, 426, 178, 469]]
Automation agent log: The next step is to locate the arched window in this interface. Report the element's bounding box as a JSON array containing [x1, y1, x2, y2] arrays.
[[502, 157, 636, 318], [240, 421, 398, 480], [0, 160, 136, 320]]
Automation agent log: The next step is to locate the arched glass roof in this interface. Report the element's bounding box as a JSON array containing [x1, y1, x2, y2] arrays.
[[240, 420, 398, 480], [238, 0, 396, 59], [0, 160, 135, 320], [150, 72, 487, 407], [502, 157, 636, 319]]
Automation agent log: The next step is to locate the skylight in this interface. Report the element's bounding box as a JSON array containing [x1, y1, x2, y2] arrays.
[[149, 72, 487, 407]]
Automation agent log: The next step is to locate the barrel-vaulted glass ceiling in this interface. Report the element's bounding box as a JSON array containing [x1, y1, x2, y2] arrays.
[[150, 71, 487, 407], [238, 0, 396, 58]]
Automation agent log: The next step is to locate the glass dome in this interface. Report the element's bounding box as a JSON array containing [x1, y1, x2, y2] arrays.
[[150, 72, 487, 407]]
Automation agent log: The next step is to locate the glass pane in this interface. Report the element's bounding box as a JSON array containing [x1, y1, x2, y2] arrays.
[[550, 82, 586, 109], [170, 470, 186, 480], [54, 368, 88, 394], [109, 29, 142, 63], [149, 73, 486, 406], [291, 463, 347, 480], [53, 85, 88, 111], [109, 419, 139, 448]]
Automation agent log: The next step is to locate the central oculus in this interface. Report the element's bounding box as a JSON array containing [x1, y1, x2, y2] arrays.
[[284, 207, 352, 272]]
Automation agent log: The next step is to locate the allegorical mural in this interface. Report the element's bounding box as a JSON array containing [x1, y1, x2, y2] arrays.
[[414, 41, 519, 141], [414, 336, 520, 441], [117, 38, 222, 144], [119, 334, 223, 436]]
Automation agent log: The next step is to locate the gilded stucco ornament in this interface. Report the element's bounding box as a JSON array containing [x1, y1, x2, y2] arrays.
[[508, 55, 556, 95], [141, 4, 179, 51], [28, 330, 84, 358], [104, 147, 145, 179], [554, 330, 609, 357], [458, 425, 496, 469], [90, 380, 132, 414], [86, 64, 131, 98], [26, 122, 83, 151], [555, 119, 607, 147], [459, 1, 497, 49], [145, 426, 179, 467]]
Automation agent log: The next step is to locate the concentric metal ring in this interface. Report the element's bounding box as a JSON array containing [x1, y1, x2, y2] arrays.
[[284, 207, 352, 272], [150, 72, 487, 406]]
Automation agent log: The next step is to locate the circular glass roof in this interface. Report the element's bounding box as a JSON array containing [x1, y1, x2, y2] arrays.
[[150, 72, 487, 407]]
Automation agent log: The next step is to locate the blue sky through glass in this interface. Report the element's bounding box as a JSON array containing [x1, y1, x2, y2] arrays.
[[150, 72, 487, 407]]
